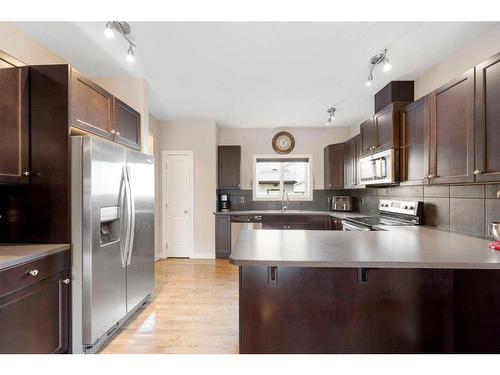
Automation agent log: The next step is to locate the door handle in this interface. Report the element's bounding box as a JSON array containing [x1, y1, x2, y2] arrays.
[[126, 166, 136, 266], [119, 165, 130, 268]]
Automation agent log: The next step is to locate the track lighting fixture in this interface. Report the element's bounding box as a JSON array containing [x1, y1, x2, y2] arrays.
[[326, 107, 336, 126], [126, 45, 135, 63], [104, 21, 137, 63], [366, 49, 391, 87]]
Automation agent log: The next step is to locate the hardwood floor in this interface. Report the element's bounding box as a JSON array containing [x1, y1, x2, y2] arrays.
[[100, 259, 239, 354]]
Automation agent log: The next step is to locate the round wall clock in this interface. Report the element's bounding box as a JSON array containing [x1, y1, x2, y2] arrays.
[[272, 131, 295, 154]]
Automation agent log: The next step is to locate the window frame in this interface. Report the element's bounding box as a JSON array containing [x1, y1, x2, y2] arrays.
[[252, 154, 314, 201]]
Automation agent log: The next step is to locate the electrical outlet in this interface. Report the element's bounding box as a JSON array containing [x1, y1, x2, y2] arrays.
[[240, 196, 245, 203]]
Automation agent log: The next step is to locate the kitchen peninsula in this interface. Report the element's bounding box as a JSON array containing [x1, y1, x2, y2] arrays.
[[230, 228, 500, 353]]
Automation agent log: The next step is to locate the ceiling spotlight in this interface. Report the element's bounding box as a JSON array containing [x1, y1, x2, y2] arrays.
[[104, 22, 115, 39], [326, 107, 336, 126], [383, 59, 392, 72], [366, 49, 392, 86], [126, 45, 135, 63], [366, 73, 373, 87], [104, 21, 137, 63]]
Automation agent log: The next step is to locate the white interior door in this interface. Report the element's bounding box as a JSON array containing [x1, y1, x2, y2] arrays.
[[163, 151, 193, 258]]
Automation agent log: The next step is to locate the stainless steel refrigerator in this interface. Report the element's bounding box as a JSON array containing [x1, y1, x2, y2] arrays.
[[71, 135, 154, 353]]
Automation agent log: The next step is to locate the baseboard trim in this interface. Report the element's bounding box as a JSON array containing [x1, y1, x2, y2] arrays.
[[190, 252, 216, 259]]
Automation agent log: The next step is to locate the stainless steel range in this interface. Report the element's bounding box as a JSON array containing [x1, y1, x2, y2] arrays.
[[342, 199, 423, 231]]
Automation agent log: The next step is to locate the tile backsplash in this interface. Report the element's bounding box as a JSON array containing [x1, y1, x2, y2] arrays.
[[216, 189, 343, 212], [217, 183, 500, 239], [346, 184, 500, 239]]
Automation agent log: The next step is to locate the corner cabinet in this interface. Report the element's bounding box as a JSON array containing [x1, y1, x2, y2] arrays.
[[428, 69, 475, 184], [324, 143, 345, 189], [401, 95, 431, 185], [0, 53, 29, 184], [475, 52, 500, 182], [218, 146, 241, 189], [0, 251, 70, 354]]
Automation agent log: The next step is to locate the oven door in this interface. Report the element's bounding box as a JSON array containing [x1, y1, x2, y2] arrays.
[[359, 149, 395, 185], [341, 220, 372, 231]]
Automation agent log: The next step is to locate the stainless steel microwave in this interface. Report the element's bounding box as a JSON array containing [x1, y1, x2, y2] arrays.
[[359, 148, 398, 185]]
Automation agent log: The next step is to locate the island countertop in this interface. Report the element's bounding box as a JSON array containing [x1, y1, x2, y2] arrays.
[[0, 243, 71, 271], [229, 227, 500, 269]]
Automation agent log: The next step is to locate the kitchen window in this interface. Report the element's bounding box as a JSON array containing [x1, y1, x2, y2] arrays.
[[252, 155, 313, 201]]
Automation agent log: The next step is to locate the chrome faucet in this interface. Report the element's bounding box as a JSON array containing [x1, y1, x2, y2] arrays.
[[281, 191, 290, 212]]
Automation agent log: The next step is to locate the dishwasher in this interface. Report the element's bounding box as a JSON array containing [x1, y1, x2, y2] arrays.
[[231, 215, 262, 252]]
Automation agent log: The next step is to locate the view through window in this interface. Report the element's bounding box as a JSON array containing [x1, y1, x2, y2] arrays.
[[253, 156, 312, 200]]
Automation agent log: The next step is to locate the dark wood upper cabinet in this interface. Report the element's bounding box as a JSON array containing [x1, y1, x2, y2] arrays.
[[70, 68, 114, 139], [475, 52, 500, 182], [114, 98, 141, 150], [429, 69, 475, 184], [218, 145, 241, 189], [324, 143, 345, 189], [0, 52, 29, 184], [360, 117, 374, 156], [344, 136, 356, 188], [361, 103, 407, 157], [354, 134, 362, 186], [401, 95, 431, 185], [375, 81, 414, 113]]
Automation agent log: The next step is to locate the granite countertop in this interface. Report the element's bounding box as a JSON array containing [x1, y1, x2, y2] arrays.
[[229, 227, 500, 269], [0, 244, 71, 271]]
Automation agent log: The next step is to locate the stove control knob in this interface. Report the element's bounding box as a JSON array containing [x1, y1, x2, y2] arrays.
[[403, 205, 408, 210]]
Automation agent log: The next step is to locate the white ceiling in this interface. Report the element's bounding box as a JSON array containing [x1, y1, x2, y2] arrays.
[[16, 22, 497, 128]]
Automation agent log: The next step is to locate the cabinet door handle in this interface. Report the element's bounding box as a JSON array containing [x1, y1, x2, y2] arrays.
[[28, 269, 39, 277], [63, 279, 70, 285], [427, 174, 435, 179], [474, 169, 483, 175], [22, 171, 30, 176]]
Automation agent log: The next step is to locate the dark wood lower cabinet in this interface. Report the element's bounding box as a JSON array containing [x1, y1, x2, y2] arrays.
[[216, 215, 231, 259], [239, 266, 500, 354], [262, 215, 335, 231], [0, 251, 70, 354]]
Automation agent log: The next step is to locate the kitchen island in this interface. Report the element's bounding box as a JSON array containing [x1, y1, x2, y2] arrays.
[[230, 228, 500, 353]]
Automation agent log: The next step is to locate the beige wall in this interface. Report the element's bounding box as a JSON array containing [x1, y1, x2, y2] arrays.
[[158, 120, 218, 259], [218, 127, 351, 190], [415, 24, 500, 99], [0, 22, 64, 64], [93, 77, 150, 152], [148, 114, 162, 259]]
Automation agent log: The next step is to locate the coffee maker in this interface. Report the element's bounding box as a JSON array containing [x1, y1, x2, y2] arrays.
[[219, 194, 230, 212]]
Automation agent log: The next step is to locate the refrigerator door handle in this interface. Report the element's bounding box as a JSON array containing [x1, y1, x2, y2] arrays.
[[126, 166, 136, 266], [123, 165, 133, 268], [118, 166, 129, 268]]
